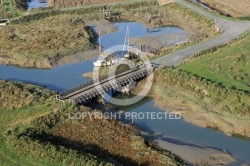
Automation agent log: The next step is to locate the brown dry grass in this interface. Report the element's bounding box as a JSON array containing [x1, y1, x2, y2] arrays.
[[0, 14, 95, 60], [51, 115, 179, 166], [49, 0, 125, 8], [200, 0, 250, 18]]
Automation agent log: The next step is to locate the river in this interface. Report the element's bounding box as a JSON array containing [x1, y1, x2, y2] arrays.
[[0, 22, 250, 165]]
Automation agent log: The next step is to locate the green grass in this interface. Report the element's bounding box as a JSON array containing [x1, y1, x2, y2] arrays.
[[0, 81, 182, 166], [0, 81, 62, 165], [153, 68, 250, 137], [0, 103, 56, 166], [179, 33, 250, 92], [0, 101, 106, 166], [4, 0, 24, 17]]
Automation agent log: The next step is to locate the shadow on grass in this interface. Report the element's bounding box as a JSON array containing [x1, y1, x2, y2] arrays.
[[26, 131, 151, 166]]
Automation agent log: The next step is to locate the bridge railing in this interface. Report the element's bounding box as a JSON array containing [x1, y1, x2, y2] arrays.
[[71, 67, 154, 104], [58, 67, 133, 98]]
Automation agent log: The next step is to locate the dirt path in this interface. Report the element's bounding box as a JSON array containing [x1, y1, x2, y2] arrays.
[[152, 0, 250, 66]]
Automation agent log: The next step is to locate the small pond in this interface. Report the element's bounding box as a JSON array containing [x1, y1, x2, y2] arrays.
[[28, 0, 48, 9]]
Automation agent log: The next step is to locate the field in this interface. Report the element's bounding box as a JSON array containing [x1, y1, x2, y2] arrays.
[[0, 81, 183, 166], [200, 0, 250, 18], [49, 0, 126, 8], [0, 13, 96, 63], [179, 32, 250, 92]]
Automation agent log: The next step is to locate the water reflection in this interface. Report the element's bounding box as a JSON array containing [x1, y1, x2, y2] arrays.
[[28, 0, 48, 9]]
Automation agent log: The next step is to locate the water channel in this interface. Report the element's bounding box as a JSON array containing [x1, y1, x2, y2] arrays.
[[0, 22, 249, 165]]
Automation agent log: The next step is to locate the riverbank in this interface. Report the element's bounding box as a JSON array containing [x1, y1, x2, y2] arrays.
[[125, 71, 249, 165], [145, 68, 250, 138], [0, 18, 117, 68], [0, 80, 184, 165], [153, 90, 250, 138], [84, 94, 236, 166]]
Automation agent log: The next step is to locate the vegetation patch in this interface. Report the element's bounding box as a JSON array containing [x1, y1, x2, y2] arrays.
[[49, 0, 126, 8], [0, 80, 54, 109], [1, 0, 24, 18], [11, 105, 182, 166], [0, 14, 97, 60], [179, 32, 250, 92], [199, 0, 250, 18], [13, 0, 27, 10], [0, 2, 12, 18], [0, 81, 184, 165], [153, 68, 250, 136]]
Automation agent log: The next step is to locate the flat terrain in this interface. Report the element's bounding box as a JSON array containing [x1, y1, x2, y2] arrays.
[[200, 0, 250, 18], [0, 14, 96, 68], [179, 33, 250, 92]]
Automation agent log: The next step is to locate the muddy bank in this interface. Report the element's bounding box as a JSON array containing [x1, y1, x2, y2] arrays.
[[131, 77, 250, 137], [151, 74, 250, 138], [85, 19, 118, 35], [0, 55, 52, 68], [155, 138, 235, 165], [127, 80, 237, 165], [0, 49, 100, 69], [85, 84, 236, 166], [153, 94, 250, 138], [130, 33, 190, 53]]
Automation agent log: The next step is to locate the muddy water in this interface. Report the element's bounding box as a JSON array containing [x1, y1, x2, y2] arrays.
[[0, 22, 249, 165]]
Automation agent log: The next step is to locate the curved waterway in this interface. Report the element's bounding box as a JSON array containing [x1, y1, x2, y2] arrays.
[[0, 22, 183, 91], [0, 22, 249, 165], [130, 100, 250, 166]]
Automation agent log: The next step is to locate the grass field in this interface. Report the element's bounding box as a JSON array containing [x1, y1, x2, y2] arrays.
[[0, 14, 97, 60], [49, 0, 126, 8], [200, 0, 250, 18], [179, 32, 250, 92], [3, 0, 24, 17]]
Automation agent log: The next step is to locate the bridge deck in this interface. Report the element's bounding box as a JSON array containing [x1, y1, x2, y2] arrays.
[[57, 64, 158, 104]]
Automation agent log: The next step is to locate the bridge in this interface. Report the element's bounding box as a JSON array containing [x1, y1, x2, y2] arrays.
[[55, 63, 158, 104]]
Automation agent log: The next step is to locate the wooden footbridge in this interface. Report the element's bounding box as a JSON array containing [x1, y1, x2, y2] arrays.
[[55, 63, 158, 104]]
